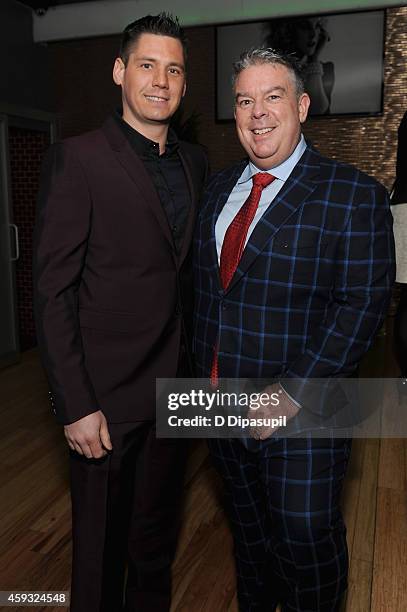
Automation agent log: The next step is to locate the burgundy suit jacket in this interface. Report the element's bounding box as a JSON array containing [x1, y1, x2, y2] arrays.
[[33, 116, 208, 425]]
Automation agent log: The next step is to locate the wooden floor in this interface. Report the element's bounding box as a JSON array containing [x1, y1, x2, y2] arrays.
[[0, 323, 406, 611]]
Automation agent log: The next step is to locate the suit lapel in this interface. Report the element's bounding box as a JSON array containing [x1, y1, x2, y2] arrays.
[[177, 145, 197, 266], [224, 147, 321, 293], [102, 116, 174, 248]]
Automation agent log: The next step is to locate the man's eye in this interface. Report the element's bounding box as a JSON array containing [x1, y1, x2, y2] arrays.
[[169, 67, 181, 75], [239, 99, 252, 107], [141, 63, 152, 69], [267, 95, 280, 101]]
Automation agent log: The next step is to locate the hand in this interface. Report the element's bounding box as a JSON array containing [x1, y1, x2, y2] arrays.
[[64, 410, 113, 459], [248, 383, 300, 440]]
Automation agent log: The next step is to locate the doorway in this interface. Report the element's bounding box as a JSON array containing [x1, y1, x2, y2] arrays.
[[0, 109, 56, 368]]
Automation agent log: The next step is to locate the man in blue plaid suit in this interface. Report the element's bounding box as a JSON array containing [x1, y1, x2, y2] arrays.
[[194, 48, 395, 611]]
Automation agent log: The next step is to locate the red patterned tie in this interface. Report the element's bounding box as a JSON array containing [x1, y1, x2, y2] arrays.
[[210, 172, 275, 385]]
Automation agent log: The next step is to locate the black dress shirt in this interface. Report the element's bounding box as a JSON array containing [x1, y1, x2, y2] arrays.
[[114, 112, 190, 254]]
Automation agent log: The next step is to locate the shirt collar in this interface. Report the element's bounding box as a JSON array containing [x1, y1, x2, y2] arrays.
[[238, 134, 307, 184], [113, 110, 179, 157]]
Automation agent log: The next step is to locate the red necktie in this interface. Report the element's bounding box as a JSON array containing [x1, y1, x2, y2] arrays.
[[210, 172, 275, 385]]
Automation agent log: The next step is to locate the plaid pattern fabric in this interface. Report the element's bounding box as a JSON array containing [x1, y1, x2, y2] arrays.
[[209, 436, 352, 612], [194, 145, 395, 383]]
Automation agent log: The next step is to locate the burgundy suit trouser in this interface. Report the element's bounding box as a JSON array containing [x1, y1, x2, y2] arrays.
[[69, 421, 187, 612]]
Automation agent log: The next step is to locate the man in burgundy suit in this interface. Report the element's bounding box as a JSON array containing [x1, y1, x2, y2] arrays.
[[33, 13, 207, 612]]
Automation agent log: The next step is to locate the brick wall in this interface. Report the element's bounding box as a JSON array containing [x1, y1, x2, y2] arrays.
[[50, 6, 407, 190], [8, 126, 50, 350]]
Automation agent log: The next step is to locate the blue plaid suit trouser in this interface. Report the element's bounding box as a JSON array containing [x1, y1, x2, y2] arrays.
[[208, 436, 352, 612]]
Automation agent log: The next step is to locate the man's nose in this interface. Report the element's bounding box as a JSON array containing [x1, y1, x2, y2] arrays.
[[152, 67, 169, 88], [252, 100, 268, 119]]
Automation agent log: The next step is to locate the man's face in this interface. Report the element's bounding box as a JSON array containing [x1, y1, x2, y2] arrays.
[[234, 63, 310, 170], [113, 33, 186, 133]]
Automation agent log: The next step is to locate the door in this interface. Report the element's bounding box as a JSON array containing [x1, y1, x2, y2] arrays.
[[0, 114, 19, 368], [0, 110, 55, 368]]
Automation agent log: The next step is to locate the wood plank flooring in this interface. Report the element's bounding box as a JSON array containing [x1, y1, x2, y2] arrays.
[[0, 324, 406, 611]]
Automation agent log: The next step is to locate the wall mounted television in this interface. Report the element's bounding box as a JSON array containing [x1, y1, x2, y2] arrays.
[[216, 10, 385, 119]]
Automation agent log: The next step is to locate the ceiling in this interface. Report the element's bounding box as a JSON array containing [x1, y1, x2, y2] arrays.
[[24, 0, 401, 43]]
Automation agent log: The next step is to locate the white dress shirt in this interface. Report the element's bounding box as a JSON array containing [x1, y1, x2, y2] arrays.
[[215, 135, 307, 262]]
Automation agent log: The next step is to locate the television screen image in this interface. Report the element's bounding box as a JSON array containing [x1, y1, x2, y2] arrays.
[[216, 10, 384, 119]]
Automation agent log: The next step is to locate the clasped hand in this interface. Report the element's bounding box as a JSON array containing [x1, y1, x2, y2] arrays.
[[64, 410, 113, 459], [248, 383, 300, 440]]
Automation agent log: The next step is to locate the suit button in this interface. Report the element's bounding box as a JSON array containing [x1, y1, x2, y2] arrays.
[[222, 303, 228, 310]]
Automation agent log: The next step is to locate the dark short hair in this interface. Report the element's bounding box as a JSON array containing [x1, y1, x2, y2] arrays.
[[119, 13, 187, 66], [232, 47, 305, 98]]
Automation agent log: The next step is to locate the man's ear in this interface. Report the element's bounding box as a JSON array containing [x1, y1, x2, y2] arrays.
[[298, 92, 310, 124], [113, 57, 125, 86]]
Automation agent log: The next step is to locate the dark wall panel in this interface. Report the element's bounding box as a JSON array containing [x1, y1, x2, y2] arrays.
[[1, 0, 54, 111]]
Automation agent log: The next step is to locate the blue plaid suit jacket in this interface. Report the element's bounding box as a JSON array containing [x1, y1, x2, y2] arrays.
[[194, 144, 395, 396]]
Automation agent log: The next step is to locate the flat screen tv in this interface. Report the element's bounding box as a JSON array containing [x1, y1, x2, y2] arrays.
[[216, 10, 385, 119]]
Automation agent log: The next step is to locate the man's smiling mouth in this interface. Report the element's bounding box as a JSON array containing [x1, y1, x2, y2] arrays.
[[252, 128, 274, 135], [145, 95, 169, 102]]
